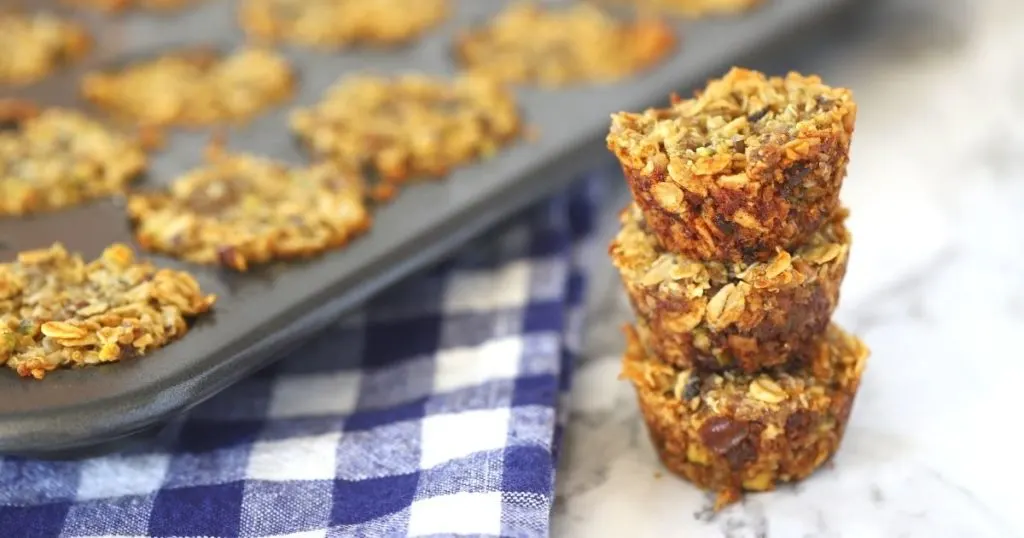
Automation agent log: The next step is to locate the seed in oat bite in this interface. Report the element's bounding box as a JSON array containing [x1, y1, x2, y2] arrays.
[[0, 11, 91, 86], [290, 74, 521, 185], [126, 149, 371, 271], [607, 67, 857, 263], [81, 47, 294, 127], [239, 0, 449, 49], [454, 2, 676, 88], [0, 243, 216, 380], [63, 0, 203, 12], [597, 0, 763, 18], [0, 100, 147, 217], [620, 323, 869, 510]]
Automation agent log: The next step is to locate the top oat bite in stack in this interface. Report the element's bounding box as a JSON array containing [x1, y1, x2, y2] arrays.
[[607, 67, 856, 263], [607, 67, 869, 509]]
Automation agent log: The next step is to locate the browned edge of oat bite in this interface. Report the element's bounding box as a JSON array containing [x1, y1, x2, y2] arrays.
[[239, 0, 450, 48], [0, 99, 147, 216], [0, 10, 93, 86], [607, 67, 856, 263], [453, 2, 676, 88], [289, 74, 521, 185], [126, 146, 371, 271], [610, 203, 850, 373], [620, 322, 868, 509], [0, 243, 216, 379], [80, 47, 295, 127]]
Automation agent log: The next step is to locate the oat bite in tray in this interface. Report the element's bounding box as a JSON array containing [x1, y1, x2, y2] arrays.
[[239, 0, 450, 49], [0, 11, 91, 86], [611, 203, 849, 373], [454, 2, 676, 88], [606, 0, 764, 18], [81, 47, 294, 127], [290, 74, 521, 185], [126, 149, 370, 271], [64, 0, 203, 12], [620, 323, 868, 509], [607, 68, 856, 263], [0, 244, 216, 379], [0, 100, 147, 217]]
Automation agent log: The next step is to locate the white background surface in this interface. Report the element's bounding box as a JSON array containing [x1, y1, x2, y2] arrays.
[[553, 0, 1024, 535]]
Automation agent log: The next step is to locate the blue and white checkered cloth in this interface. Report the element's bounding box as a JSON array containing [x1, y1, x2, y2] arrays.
[[0, 175, 604, 538]]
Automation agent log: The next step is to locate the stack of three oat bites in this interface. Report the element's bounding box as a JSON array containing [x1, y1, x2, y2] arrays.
[[605, 67, 870, 509]]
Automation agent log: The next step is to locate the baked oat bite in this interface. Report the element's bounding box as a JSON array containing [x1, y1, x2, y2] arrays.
[[0, 11, 91, 86], [607, 67, 856, 263], [610, 203, 849, 373], [454, 2, 676, 87], [604, 0, 763, 18], [620, 323, 868, 509], [0, 100, 147, 216], [239, 0, 449, 49], [63, 0, 203, 12], [0, 243, 216, 379], [290, 74, 521, 184], [126, 150, 370, 271], [81, 47, 294, 127]]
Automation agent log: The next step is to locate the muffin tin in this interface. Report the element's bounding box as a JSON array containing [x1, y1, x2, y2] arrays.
[[0, 0, 851, 456]]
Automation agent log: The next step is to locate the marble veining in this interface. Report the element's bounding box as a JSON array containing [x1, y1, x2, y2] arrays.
[[554, 0, 1024, 535]]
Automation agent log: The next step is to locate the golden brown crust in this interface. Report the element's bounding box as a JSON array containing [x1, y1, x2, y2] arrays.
[[0, 11, 92, 86], [621, 323, 868, 509], [290, 74, 521, 185], [81, 47, 294, 127], [239, 0, 449, 48], [0, 243, 216, 379], [126, 149, 371, 271], [607, 68, 856, 263], [610, 203, 849, 373], [454, 2, 676, 88], [0, 100, 147, 216]]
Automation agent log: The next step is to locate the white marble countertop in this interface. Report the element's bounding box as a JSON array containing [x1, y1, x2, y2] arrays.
[[553, 0, 1024, 535]]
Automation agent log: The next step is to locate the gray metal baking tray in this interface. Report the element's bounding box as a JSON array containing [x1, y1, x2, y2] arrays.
[[0, 0, 853, 457]]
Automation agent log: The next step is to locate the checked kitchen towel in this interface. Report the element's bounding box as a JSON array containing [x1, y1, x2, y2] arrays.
[[0, 173, 606, 538]]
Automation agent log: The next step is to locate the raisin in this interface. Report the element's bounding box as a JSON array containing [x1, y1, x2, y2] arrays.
[[699, 416, 749, 455], [713, 214, 735, 235], [725, 439, 758, 468], [785, 410, 815, 442], [781, 163, 812, 202], [747, 107, 769, 123], [216, 245, 245, 270]]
